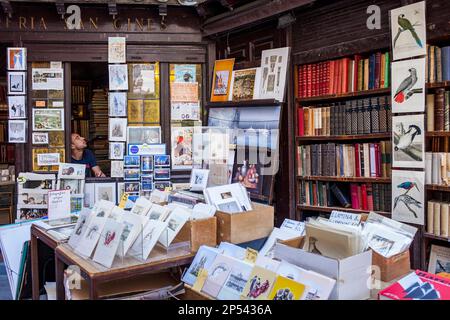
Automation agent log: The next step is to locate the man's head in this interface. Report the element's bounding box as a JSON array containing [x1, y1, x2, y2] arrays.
[[71, 133, 87, 151]]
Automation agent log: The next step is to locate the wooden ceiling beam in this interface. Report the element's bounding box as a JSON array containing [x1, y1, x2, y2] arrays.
[[6, 0, 209, 5]]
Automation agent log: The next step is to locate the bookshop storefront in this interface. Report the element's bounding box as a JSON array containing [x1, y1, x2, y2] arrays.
[[0, 2, 210, 180]]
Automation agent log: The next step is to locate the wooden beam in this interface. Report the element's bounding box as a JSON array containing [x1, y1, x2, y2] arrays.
[[7, 0, 209, 5], [202, 0, 315, 37]]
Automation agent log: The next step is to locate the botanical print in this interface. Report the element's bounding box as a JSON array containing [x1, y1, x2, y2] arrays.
[[8, 71, 26, 94], [8, 95, 26, 119], [390, 1, 426, 61], [171, 127, 193, 170], [7, 47, 27, 70], [108, 37, 126, 63], [392, 169, 425, 225], [391, 58, 425, 113], [32, 109, 65, 131], [8, 120, 27, 143], [174, 64, 197, 83], [109, 142, 125, 160], [109, 92, 127, 117], [109, 64, 129, 91], [392, 114, 425, 168], [109, 117, 127, 142], [130, 64, 155, 94], [127, 100, 144, 123]]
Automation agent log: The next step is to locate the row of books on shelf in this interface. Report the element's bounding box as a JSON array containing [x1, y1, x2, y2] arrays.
[[72, 85, 88, 104], [426, 152, 450, 186], [297, 96, 391, 136], [427, 201, 450, 238], [427, 45, 450, 84], [296, 142, 391, 178], [0, 144, 15, 164], [426, 90, 450, 132], [297, 51, 390, 98], [298, 181, 391, 213]]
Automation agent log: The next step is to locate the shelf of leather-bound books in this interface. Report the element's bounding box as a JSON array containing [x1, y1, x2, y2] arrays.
[[296, 204, 391, 216], [297, 176, 391, 184], [425, 131, 450, 138], [426, 81, 450, 90], [423, 233, 450, 243], [296, 133, 391, 142], [425, 184, 450, 192], [205, 99, 280, 108], [296, 88, 391, 104]]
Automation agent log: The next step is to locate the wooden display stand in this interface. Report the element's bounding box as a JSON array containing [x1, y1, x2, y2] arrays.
[[174, 217, 217, 252], [215, 202, 274, 244], [372, 250, 411, 282]]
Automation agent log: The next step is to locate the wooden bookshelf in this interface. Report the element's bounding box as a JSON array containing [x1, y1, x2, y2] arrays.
[[426, 184, 450, 192], [296, 133, 391, 142], [296, 204, 391, 216], [297, 176, 391, 183], [426, 81, 450, 90], [296, 87, 390, 104], [426, 131, 450, 137], [206, 99, 280, 108], [423, 233, 450, 243]]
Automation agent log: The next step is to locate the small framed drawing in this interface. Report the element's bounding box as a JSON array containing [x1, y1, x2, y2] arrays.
[[154, 168, 171, 180], [189, 169, 209, 191], [8, 71, 26, 95], [37, 153, 60, 166], [109, 64, 128, 91], [110, 142, 125, 160], [109, 92, 127, 117], [7, 47, 27, 71], [109, 117, 127, 142], [108, 37, 126, 64], [8, 120, 27, 143], [8, 96, 26, 119], [111, 161, 124, 178], [32, 132, 49, 145], [94, 182, 117, 204], [33, 109, 65, 131]]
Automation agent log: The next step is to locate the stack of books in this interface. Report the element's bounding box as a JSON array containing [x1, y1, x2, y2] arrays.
[[427, 201, 450, 238], [298, 51, 390, 98], [298, 181, 391, 212], [297, 96, 391, 136], [426, 89, 450, 132], [427, 45, 450, 84], [425, 152, 450, 186], [297, 142, 391, 178]]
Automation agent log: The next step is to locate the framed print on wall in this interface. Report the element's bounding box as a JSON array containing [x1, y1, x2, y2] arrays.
[[7, 47, 27, 71], [392, 114, 425, 168], [210, 59, 235, 102], [8, 71, 26, 95]]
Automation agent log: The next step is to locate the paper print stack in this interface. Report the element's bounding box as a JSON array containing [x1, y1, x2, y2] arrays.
[[57, 163, 86, 213]]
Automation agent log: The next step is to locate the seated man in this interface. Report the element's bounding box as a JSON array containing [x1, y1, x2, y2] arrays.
[[71, 133, 106, 178]]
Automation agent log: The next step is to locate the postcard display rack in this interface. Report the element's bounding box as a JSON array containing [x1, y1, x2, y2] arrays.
[[206, 47, 290, 204]]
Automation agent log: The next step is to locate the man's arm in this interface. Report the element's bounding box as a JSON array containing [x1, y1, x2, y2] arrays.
[[92, 165, 106, 177]]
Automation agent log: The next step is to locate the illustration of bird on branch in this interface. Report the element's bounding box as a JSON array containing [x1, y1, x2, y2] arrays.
[[394, 68, 423, 103], [393, 14, 423, 49], [393, 181, 422, 219]]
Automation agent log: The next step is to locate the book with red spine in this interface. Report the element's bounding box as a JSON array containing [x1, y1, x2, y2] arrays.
[[335, 59, 341, 95], [353, 55, 361, 92], [297, 107, 305, 136], [361, 184, 368, 210], [375, 143, 382, 177], [329, 60, 336, 95], [342, 58, 350, 94], [366, 184, 374, 211], [375, 52, 381, 89], [350, 184, 359, 209], [356, 184, 362, 209], [307, 64, 312, 97], [298, 65, 303, 97], [354, 143, 361, 177]]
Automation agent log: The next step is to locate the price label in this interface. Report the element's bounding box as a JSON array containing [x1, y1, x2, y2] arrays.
[[244, 248, 258, 264], [118, 193, 129, 209]]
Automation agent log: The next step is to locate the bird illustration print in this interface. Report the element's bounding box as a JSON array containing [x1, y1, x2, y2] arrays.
[[393, 14, 423, 49], [396, 181, 419, 195], [395, 124, 421, 151], [393, 194, 422, 219], [394, 68, 418, 103]]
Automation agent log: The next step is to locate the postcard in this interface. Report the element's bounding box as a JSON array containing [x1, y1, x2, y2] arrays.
[[7, 47, 27, 71], [8, 71, 26, 94], [130, 197, 153, 216], [241, 266, 277, 300], [48, 131, 65, 147], [127, 126, 161, 145], [109, 117, 127, 142], [17, 193, 48, 208], [141, 175, 153, 191], [217, 259, 254, 300], [390, 1, 426, 61], [108, 37, 126, 63], [124, 155, 140, 167], [182, 246, 220, 286], [267, 276, 307, 300], [141, 155, 153, 171], [110, 161, 124, 178], [124, 182, 140, 193], [154, 154, 170, 167], [32, 108, 65, 131], [58, 179, 84, 195], [130, 63, 155, 95], [210, 59, 235, 102], [154, 168, 171, 180], [109, 142, 125, 160], [171, 102, 200, 121], [158, 207, 191, 247], [174, 64, 196, 83], [109, 64, 129, 91], [120, 212, 148, 255], [143, 100, 160, 123], [190, 169, 209, 191], [94, 183, 117, 204], [428, 245, 450, 274], [109, 92, 127, 117], [47, 190, 71, 221], [92, 218, 125, 268], [127, 100, 144, 123], [124, 168, 140, 180], [58, 163, 86, 179], [8, 95, 26, 119], [202, 254, 234, 298], [131, 220, 168, 259], [32, 68, 64, 91], [37, 153, 60, 166], [153, 181, 171, 191], [32, 132, 48, 145], [171, 127, 193, 170], [147, 203, 169, 221], [392, 114, 425, 168], [170, 82, 199, 102], [8, 120, 27, 143], [68, 208, 92, 249], [392, 169, 425, 225]]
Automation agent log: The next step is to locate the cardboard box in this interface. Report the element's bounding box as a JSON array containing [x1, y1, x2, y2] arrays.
[[215, 202, 274, 244], [274, 243, 372, 300], [372, 250, 411, 282], [280, 236, 305, 249], [174, 216, 217, 252]]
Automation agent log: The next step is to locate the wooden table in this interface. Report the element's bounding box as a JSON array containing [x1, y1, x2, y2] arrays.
[[54, 243, 195, 300], [31, 224, 66, 300]]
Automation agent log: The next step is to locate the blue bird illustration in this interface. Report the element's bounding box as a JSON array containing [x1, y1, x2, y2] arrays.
[[397, 181, 419, 195]]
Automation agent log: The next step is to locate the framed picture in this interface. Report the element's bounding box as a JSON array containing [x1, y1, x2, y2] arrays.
[[130, 63, 156, 95], [143, 100, 160, 123], [109, 92, 127, 117], [124, 155, 140, 167], [111, 161, 124, 178], [141, 156, 154, 171], [32, 108, 65, 131], [154, 168, 171, 180], [37, 153, 61, 166], [232, 157, 263, 195], [127, 100, 144, 123], [124, 168, 140, 181], [171, 127, 193, 170], [94, 182, 117, 204], [58, 179, 84, 195], [32, 68, 64, 91], [8, 120, 27, 143], [189, 169, 209, 191], [7, 47, 27, 71], [170, 82, 199, 102], [390, 1, 426, 61], [210, 59, 235, 102], [153, 181, 171, 191], [58, 163, 86, 179], [127, 126, 161, 145], [8, 71, 26, 95], [48, 132, 65, 147], [229, 68, 261, 101], [109, 142, 125, 160], [109, 117, 127, 142], [32, 132, 49, 145], [124, 182, 140, 193], [392, 169, 425, 225], [108, 37, 126, 64], [174, 64, 196, 83], [154, 155, 170, 167], [428, 245, 450, 274], [8, 95, 26, 119], [109, 64, 128, 91], [392, 114, 425, 168], [391, 58, 426, 113], [258, 47, 290, 102]]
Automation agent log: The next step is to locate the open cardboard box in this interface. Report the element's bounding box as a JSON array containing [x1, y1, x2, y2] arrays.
[[215, 202, 274, 244], [372, 249, 411, 282], [173, 216, 217, 252]]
